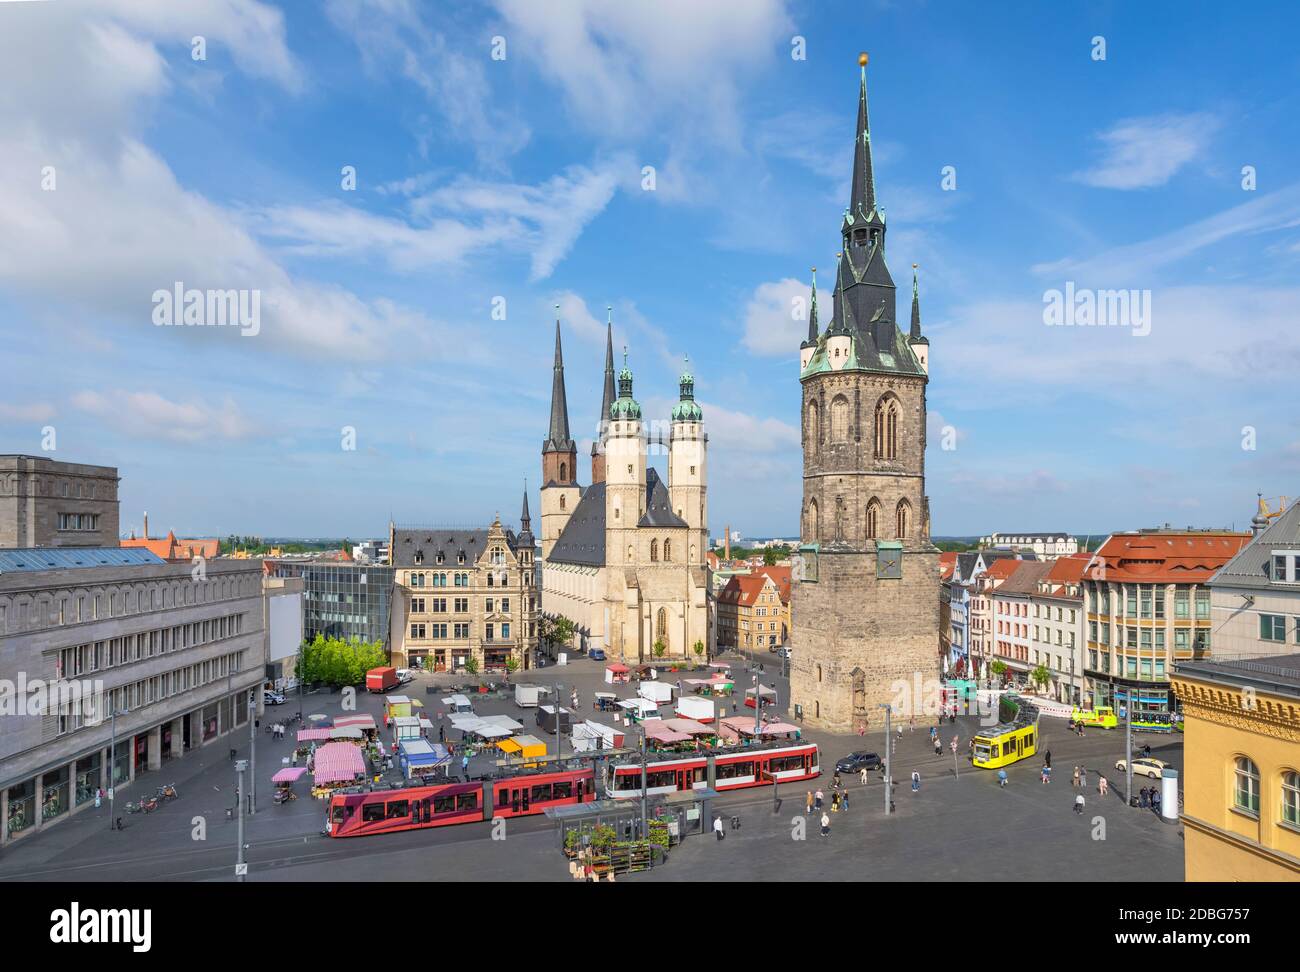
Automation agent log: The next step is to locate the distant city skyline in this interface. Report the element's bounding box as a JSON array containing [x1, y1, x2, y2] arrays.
[[3, 2, 1299, 537]]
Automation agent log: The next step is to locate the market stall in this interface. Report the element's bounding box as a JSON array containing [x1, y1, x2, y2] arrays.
[[496, 733, 548, 766], [390, 715, 423, 744], [675, 695, 716, 723], [297, 728, 331, 744], [384, 696, 423, 725], [333, 714, 379, 741], [397, 739, 451, 780], [604, 664, 631, 685], [310, 741, 367, 796], [329, 726, 365, 742], [717, 717, 800, 744], [271, 766, 307, 804], [743, 684, 778, 709], [570, 721, 624, 753], [536, 704, 573, 736]]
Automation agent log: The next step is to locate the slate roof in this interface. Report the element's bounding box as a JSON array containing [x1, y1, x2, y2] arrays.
[[1212, 499, 1300, 588], [390, 527, 520, 568], [993, 560, 1052, 596], [548, 468, 689, 568]]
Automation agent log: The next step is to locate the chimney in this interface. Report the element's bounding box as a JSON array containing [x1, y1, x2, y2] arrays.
[[724, 525, 731, 561], [143, 511, 149, 540]]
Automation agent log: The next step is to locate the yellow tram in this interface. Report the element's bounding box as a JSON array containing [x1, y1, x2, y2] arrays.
[[971, 718, 1039, 769]]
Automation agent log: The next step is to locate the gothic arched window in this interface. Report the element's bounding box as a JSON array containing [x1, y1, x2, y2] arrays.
[[830, 395, 850, 442], [807, 400, 820, 455], [559, 495, 566, 511], [663, 539, 672, 562], [805, 498, 819, 541], [874, 396, 900, 460], [559, 461, 567, 482], [866, 499, 881, 540], [896, 499, 911, 539], [656, 607, 668, 650], [650, 539, 659, 562]]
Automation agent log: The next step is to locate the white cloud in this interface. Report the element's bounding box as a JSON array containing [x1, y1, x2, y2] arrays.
[[742, 277, 811, 356], [1071, 112, 1221, 190], [491, 0, 792, 144], [0, 402, 56, 424], [696, 402, 799, 453], [72, 390, 257, 444]]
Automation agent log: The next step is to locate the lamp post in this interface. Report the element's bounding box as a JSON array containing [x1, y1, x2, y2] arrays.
[[878, 703, 892, 815], [234, 759, 248, 883], [108, 706, 128, 831], [248, 689, 257, 815]]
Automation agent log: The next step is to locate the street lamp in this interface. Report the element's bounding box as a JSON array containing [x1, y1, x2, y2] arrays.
[[108, 706, 129, 831], [878, 703, 893, 815]]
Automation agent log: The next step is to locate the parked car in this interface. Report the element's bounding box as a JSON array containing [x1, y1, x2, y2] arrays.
[[588, 648, 607, 662], [263, 691, 286, 706], [773, 646, 792, 659], [1115, 757, 1168, 779], [395, 668, 415, 684], [835, 751, 882, 774]]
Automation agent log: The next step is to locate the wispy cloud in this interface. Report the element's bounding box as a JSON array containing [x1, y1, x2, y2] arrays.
[[741, 277, 810, 356], [1070, 112, 1221, 190], [72, 389, 258, 444]]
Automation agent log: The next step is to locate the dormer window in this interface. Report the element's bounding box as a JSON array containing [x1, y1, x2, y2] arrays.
[[458, 551, 466, 564], [1273, 552, 1300, 583], [414, 550, 423, 565]]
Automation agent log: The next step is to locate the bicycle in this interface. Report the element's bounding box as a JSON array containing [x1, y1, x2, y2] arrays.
[[156, 784, 178, 802]]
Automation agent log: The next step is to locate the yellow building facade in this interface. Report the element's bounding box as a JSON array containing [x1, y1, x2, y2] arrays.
[[1171, 655, 1300, 881]]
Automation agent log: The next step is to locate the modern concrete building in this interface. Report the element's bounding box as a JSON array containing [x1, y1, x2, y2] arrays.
[[0, 547, 266, 846], [264, 558, 397, 651], [0, 455, 120, 549], [1171, 654, 1300, 880], [1209, 497, 1300, 660], [978, 532, 1079, 558]]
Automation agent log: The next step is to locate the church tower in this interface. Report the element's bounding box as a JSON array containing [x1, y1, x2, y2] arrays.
[[668, 357, 708, 566], [540, 314, 580, 560], [590, 310, 617, 484], [604, 348, 646, 572], [789, 53, 940, 733]]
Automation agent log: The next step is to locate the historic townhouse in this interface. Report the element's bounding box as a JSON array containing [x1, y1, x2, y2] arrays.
[[717, 566, 791, 652], [387, 505, 539, 673], [1209, 497, 1300, 659], [1028, 554, 1089, 703]]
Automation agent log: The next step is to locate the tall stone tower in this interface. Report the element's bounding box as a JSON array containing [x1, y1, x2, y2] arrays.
[[668, 357, 708, 566], [540, 315, 579, 560], [605, 348, 647, 572], [789, 53, 940, 733], [590, 311, 617, 485]]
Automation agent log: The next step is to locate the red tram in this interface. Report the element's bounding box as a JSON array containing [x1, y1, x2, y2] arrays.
[[325, 766, 596, 837], [325, 742, 821, 837], [605, 742, 820, 798]]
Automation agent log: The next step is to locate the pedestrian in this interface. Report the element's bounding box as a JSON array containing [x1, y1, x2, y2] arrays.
[[461, 754, 470, 777], [830, 791, 840, 812], [1044, 749, 1052, 769], [1041, 766, 1049, 784], [713, 814, 725, 841], [933, 738, 941, 757], [911, 770, 921, 792], [909, 715, 915, 733], [832, 771, 842, 790], [1139, 787, 1149, 809], [814, 789, 824, 811], [897, 724, 903, 740], [1074, 792, 1085, 815], [94, 787, 103, 809], [859, 767, 869, 785], [1080, 768, 1087, 790], [820, 812, 830, 837], [1152, 790, 1161, 814], [439, 724, 445, 742], [805, 790, 814, 814], [841, 789, 849, 812], [1099, 775, 1108, 797], [1072, 766, 1080, 789]]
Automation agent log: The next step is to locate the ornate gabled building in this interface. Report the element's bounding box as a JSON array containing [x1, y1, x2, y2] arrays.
[[540, 315, 711, 662], [789, 54, 941, 732]]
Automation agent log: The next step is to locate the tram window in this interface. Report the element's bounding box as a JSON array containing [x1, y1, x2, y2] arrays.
[[615, 773, 640, 791], [331, 804, 350, 823], [770, 755, 805, 773], [433, 795, 456, 814], [456, 792, 478, 811], [1026, 732, 1034, 748], [497, 788, 510, 808], [718, 761, 755, 779], [531, 784, 553, 803], [386, 800, 409, 819], [646, 770, 676, 789], [1003, 742, 1015, 757], [361, 803, 385, 823], [552, 780, 573, 800]]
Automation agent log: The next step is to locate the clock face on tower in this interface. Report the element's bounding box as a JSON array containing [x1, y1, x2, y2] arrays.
[[876, 541, 903, 579]]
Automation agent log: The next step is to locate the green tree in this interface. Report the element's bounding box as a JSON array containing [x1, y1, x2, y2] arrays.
[[553, 616, 576, 648], [1030, 664, 1051, 692], [990, 660, 1007, 678], [505, 655, 519, 679], [463, 655, 479, 676], [653, 639, 666, 659], [300, 633, 387, 687]]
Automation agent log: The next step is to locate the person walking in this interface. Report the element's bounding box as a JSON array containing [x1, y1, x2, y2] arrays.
[[805, 790, 814, 814], [1044, 749, 1052, 769], [841, 789, 849, 812], [1080, 768, 1087, 790], [713, 814, 725, 841], [1072, 766, 1080, 789], [909, 715, 915, 733], [820, 812, 830, 837], [933, 737, 942, 757], [832, 771, 842, 790], [814, 789, 824, 811], [830, 791, 840, 813], [911, 770, 921, 792], [1074, 792, 1085, 815], [1099, 775, 1108, 797], [859, 767, 869, 785]]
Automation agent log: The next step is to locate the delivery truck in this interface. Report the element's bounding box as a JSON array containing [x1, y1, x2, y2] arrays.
[[536, 704, 573, 735], [637, 681, 675, 705], [366, 666, 399, 693], [514, 683, 547, 708], [675, 695, 715, 724]]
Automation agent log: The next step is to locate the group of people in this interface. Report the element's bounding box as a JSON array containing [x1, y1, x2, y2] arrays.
[[269, 722, 291, 740], [1138, 786, 1162, 812]]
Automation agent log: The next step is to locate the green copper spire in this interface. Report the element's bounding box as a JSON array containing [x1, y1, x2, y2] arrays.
[[672, 354, 703, 422], [610, 345, 641, 420]]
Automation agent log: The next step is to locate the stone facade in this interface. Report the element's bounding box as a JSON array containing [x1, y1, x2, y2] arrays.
[[0, 455, 120, 549], [788, 56, 940, 733]]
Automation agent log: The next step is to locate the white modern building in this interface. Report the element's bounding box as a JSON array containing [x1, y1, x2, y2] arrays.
[[979, 532, 1079, 558], [1209, 498, 1300, 660]]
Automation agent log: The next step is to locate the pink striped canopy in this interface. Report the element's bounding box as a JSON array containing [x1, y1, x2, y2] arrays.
[[312, 742, 367, 784], [297, 728, 331, 742], [271, 767, 308, 783]]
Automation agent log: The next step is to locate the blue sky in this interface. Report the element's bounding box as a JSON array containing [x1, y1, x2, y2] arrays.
[[2, 0, 1299, 540]]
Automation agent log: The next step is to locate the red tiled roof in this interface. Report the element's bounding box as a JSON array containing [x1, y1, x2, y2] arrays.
[[1046, 555, 1087, 585], [939, 551, 959, 566], [121, 532, 220, 562], [720, 571, 784, 608], [1085, 532, 1250, 584], [940, 563, 955, 580], [984, 558, 1023, 581]]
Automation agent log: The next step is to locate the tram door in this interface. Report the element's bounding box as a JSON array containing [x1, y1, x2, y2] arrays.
[[677, 769, 690, 792], [509, 787, 530, 814]]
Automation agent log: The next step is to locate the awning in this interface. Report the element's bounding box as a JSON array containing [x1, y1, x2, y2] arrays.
[[312, 742, 367, 784], [605, 664, 630, 673], [296, 728, 331, 742], [329, 726, 364, 740], [708, 662, 731, 670], [642, 720, 691, 743], [661, 718, 712, 735], [271, 767, 308, 783], [333, 715, 377, 730], [391, 716, 421, 727], [720, 717, 797, 737]]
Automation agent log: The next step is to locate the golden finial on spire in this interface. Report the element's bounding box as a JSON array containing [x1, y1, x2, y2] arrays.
[[912, 262, 918, 269], [811, 266, 817, 274], [858, 52, 869, 67]]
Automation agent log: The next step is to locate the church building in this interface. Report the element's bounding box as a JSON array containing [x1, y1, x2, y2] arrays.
[[789, 54, 942, 732], [540, 316, 711, 663]]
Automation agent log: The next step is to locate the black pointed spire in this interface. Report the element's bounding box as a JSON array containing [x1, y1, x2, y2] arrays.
[[801, 267, 820, 347], [909, 263, 924, 341], [544, 310, 574, 452], [848, 52, 878, 222], [600, 307, 616, 430], [518, 483, 534, 545]]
